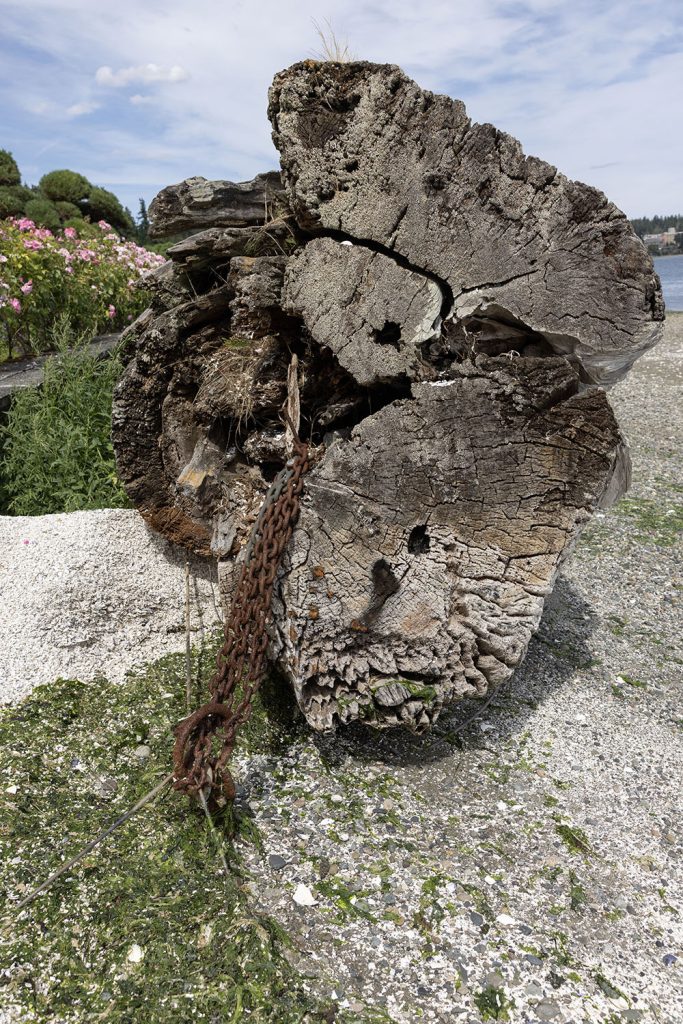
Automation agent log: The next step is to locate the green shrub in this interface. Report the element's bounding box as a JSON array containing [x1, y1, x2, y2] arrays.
[[55, 199, 83, 221], [1, 157, 135, 235], [87, 185, 134, 235], [0, 320, 130, 515], [39, 168, 91, 204], [61, 216, 98, 237], [23, 197, 61, 231], [0, 185, 30, 218], [0, 216, 165, 357], [0, 149, 20, 186]]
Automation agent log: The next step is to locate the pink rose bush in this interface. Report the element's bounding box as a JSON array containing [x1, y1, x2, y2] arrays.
[[0, 218, 165, 358]]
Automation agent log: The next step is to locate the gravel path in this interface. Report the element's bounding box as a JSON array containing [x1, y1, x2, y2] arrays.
[[0, 317, 681, 1023], [0, 509, 222, 703]]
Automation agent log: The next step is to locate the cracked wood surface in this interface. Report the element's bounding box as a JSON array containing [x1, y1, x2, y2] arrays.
[[148, 171, 284, 238], [272, 358, 625, 731], [268, 61, 664, 386], [112, 59, 659, 732], [284, 237, 443, 386]]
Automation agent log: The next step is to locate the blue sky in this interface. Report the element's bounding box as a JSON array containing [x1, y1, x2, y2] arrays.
[[1, 0, 681, 221]]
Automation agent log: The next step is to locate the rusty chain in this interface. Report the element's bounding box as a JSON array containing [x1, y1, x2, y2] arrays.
[[172, 417, 309, 806]]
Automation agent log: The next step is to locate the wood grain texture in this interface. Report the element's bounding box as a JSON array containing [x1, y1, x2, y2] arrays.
[[112, 60, 659, 732]]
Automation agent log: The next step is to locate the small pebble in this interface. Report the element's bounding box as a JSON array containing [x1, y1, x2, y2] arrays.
[[485, 972, 505, 990], [293, 883, 317, 906], [268, 854, 287, 871], [93, 776, 118, 800], [535, 1000, 561, 1021]]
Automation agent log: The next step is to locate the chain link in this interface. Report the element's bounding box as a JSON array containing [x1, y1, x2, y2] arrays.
[[172, 420, 310, 805]]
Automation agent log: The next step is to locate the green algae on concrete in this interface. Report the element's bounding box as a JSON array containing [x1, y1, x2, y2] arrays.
[[0, 644, 385, 1024], [613, 497, 683, 546]]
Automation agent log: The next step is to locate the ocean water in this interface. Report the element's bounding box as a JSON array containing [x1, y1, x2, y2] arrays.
[[654, 254, 683, 312]]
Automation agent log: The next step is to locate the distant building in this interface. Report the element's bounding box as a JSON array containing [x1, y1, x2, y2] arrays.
[[643, 227, 678, 247], [643, 226, 679, 251]]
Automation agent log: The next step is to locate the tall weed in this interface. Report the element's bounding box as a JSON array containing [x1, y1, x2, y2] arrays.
[[0, 319, 130, 515]]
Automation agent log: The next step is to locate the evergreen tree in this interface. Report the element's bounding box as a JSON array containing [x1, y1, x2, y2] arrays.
[[86, 186, 134, 235], [136, 198, 150, 244], [39, 169, 91, 206], [0, 149, 21, 187]]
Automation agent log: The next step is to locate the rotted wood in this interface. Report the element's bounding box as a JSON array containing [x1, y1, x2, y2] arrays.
[[112, 60, 663, 733], [148, 171, 284, 238]]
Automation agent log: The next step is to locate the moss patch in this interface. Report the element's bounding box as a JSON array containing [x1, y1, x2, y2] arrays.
[[613, 497, 683, 546], [473, 985, 513, 1021], [221, 335, 252, 350], [554, 819, 592, 857], [0, 644, 382, 1023]]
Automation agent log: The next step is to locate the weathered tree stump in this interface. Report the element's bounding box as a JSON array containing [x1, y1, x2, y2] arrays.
[[112, 61, 663, 732]]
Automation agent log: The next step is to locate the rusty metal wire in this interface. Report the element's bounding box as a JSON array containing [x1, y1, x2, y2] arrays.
[[172, 419, 309, 805]]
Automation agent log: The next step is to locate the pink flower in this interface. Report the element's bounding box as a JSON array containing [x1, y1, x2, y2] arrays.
[[15, 218, 35, 231], [22, 239, 44, 251], [20, 280, 33, 295], [22, 539, 30, 545], [10, 298, 21, 313], [65, 266, 73, 274], [0, 254, 7, 263], [98, 220, 111, 230], [107, 304, 116, 318], [63, 227, 77, 239]]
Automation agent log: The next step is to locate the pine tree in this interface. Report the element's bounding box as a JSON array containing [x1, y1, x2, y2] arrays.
[[137, 198, 150, 244]]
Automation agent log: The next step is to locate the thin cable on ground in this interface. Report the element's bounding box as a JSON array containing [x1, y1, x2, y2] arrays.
[[6, 772, 173, 917], [198, 789, 231, 876]]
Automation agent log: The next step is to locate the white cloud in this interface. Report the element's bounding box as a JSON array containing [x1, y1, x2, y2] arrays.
[[129, 94, 154, 106], [95, 63, 189, 88], [66, 100, 99, 117], [21, 98, 55, 117]]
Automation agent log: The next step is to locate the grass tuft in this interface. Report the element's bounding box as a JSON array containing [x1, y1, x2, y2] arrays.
[[310, 18, 355, 62], [0, 317, 129, 515]]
